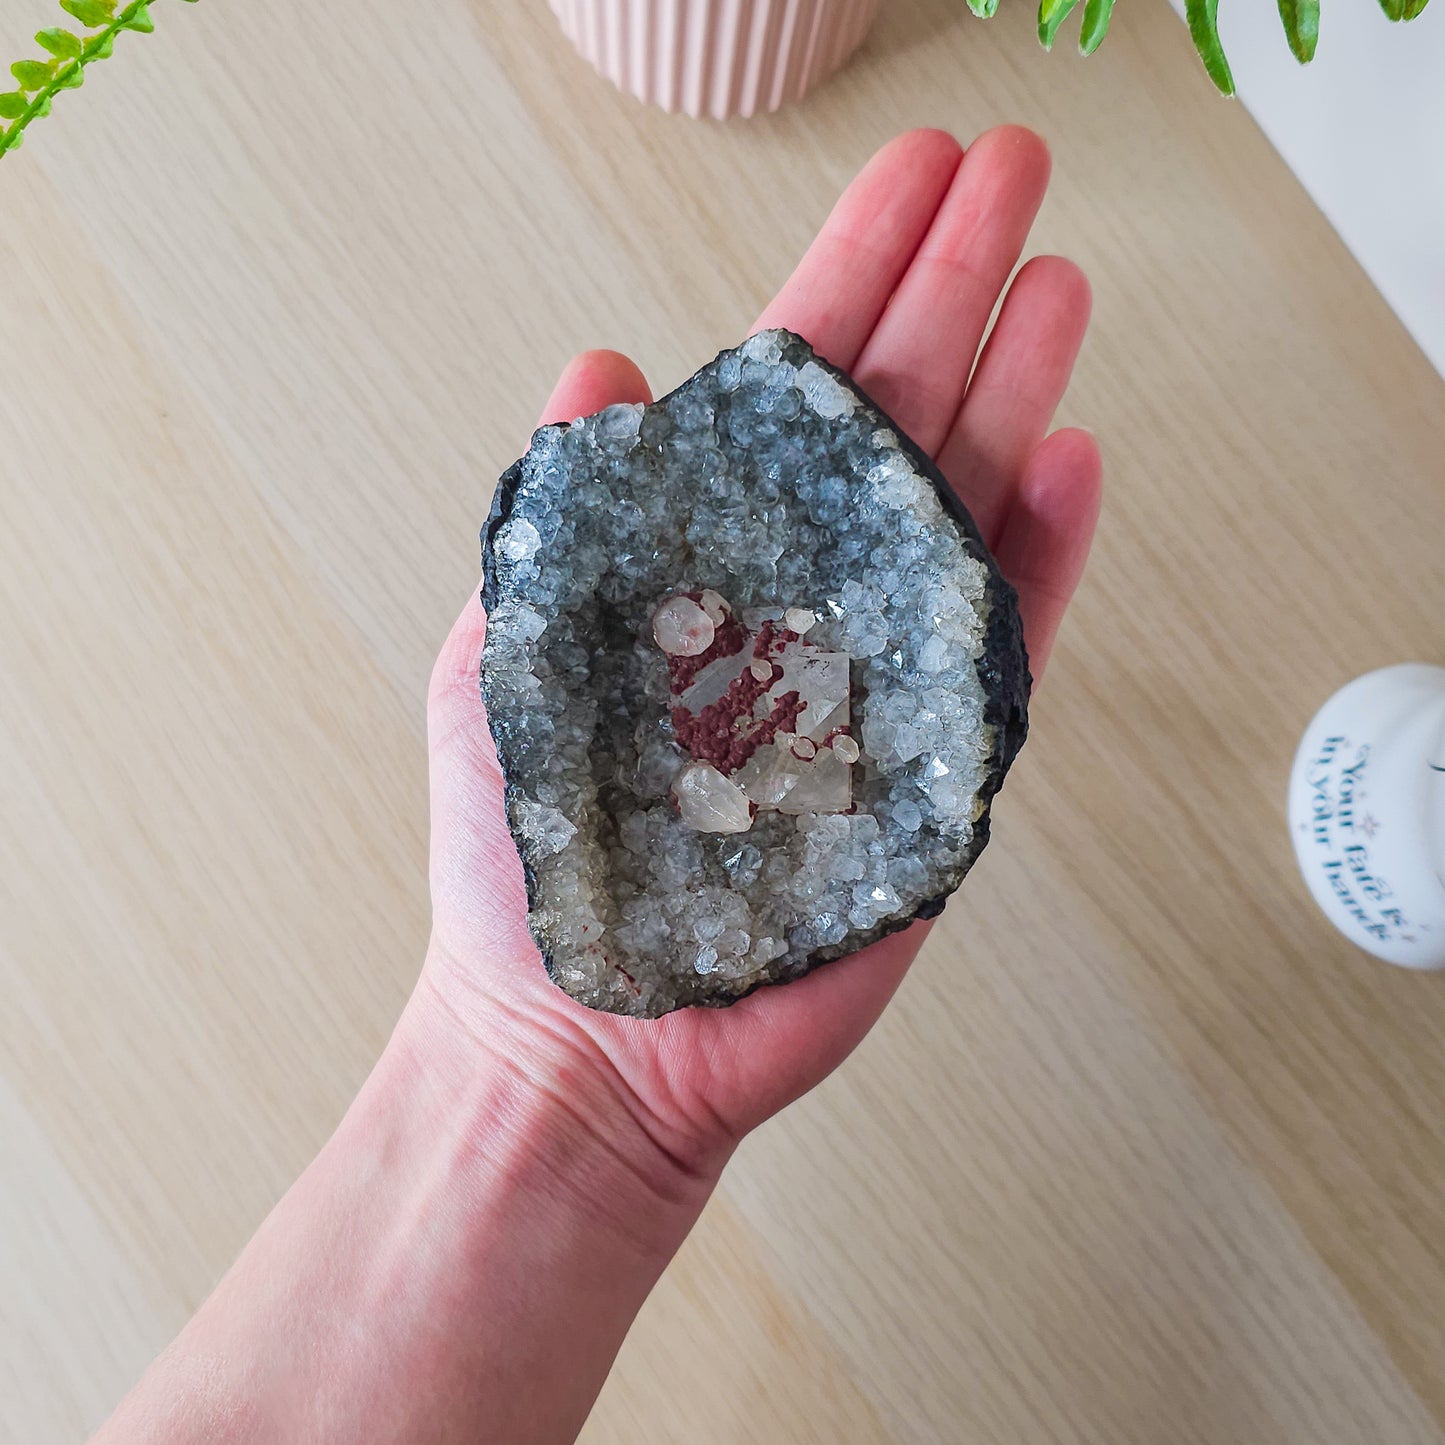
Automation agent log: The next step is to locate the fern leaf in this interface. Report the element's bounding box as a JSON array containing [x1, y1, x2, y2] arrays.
[[1079, 0, 1117, 52], [1, 0, 197, 159], [12, 59, 58, 91], [60, 0, 117, 24], [36, 29, 85, 60], [1185, 0, 1235, 93], [1277, 0, 1320, 59], [1039, 0, 1084, 48]]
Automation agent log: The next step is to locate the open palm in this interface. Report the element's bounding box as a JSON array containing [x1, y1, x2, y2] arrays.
[[424, 127, 1100, 1173]]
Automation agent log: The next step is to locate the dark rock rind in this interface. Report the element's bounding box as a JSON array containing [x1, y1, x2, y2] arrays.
[[481, 329, 1029, 1014]]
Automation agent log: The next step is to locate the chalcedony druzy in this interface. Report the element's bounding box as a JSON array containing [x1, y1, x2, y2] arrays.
[[481, 329, 1028, 1017]]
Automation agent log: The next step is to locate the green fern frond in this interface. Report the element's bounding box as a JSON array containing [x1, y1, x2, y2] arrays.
[[1277, 0, 1320, 62], [1078, 0, 1117, 54], [965, 0, 1430, 93], [0, 0, 198, 158], [1185, 0, 1236, 93]]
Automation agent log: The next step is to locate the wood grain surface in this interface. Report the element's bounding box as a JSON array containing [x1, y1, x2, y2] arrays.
[[3, 0, 1445, 1439]]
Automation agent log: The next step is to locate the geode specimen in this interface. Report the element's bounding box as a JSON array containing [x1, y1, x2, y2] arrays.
[[481, 329, 1028, 1018]]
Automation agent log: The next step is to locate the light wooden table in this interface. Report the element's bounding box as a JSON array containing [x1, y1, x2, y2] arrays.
[[4, 0, 1445, 1439]]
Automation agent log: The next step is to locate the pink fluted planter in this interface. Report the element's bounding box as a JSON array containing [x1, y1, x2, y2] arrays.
[[548, 0, 882, 119]]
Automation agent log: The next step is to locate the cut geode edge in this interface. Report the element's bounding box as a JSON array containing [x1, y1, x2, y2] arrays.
[[480, 328, 1030, 1013]]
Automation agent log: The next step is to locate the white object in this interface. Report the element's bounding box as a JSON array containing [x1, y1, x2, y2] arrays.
[[652, 595, 715, 656], [1288, 664, 1445, 968], [672, 761, 754, 833], [547, 0, 882, 120]]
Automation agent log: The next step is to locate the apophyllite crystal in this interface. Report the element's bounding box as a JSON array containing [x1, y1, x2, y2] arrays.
[[480, 329, 1029, 1017], [655, 590, 854, 823]]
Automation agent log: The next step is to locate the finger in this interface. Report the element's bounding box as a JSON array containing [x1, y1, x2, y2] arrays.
[[427, 591, 537, 972], [851, 125, 1052, 457], [428, 590, 488, 751], [936, 255, 1092, 547], [753, 128, 964, 371], [690, 922, 929, 1131], [540, 348, 652, 425], [993, 427, 1102, 680]]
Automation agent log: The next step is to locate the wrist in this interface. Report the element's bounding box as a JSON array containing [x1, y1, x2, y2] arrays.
[[373, 951, 721, 1272], [96, 969, 719, 1445]]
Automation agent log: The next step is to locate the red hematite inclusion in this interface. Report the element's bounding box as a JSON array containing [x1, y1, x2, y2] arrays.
[[672, 683, 805, 775], [665, 616, 809, 775], [656, 589, 855, 830]]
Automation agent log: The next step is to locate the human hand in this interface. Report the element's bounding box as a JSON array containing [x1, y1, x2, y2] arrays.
[[424, 126, 1100, 1190], [89, 130, 1099, 1445]]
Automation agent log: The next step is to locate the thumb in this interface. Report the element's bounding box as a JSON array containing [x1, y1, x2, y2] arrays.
[[536, 348, 653, 427]]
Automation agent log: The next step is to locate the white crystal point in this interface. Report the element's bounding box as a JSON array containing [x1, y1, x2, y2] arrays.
[[777, 746, 851, 814], [496, 518, 541, 563], [735, 742, 804, 808], [653, 596, 716, 657], [770, 647, 850, 744], [673, 762, 754, 833], [514, 799, 576, 858], [698, 589, 729, 625], [832, 734, 861, 763], [797, 360, 854, 420]]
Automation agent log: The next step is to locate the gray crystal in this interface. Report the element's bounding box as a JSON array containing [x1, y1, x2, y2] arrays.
[[481, 329, 1028, 1018]]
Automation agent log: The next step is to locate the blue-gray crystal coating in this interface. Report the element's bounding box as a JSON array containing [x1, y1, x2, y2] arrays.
[[481, 330, 1028, 1017]]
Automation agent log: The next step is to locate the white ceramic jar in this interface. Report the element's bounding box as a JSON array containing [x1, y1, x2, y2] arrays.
[[1288, 664, 1445, 969], [548, 0, 882, 119]]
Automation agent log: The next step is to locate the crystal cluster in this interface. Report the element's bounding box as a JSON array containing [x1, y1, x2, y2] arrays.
[[656, 591, 855, 830], [481, 329, 1028, 1017]]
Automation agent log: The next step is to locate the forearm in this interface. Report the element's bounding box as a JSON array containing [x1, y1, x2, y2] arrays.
[[95, 959, 719, 1444]]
